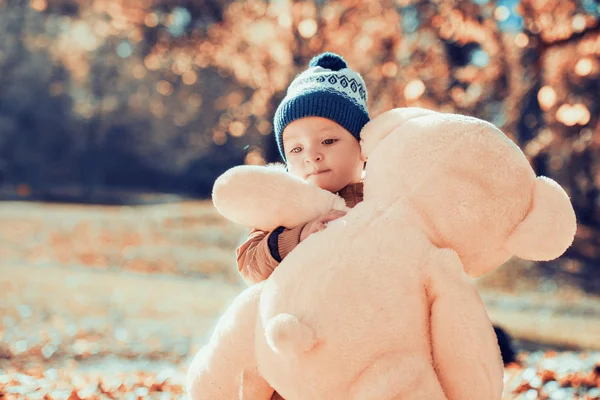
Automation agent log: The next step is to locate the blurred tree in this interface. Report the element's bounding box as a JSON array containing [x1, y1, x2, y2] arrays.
[[0, 0, 598, 273], [0, 1, 77, 190]]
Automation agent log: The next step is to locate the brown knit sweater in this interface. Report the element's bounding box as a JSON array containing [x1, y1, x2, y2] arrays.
[[236, 182, 364, 284]]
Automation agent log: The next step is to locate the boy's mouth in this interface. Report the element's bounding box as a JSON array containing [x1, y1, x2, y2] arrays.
[[308, 169, 330, 177]]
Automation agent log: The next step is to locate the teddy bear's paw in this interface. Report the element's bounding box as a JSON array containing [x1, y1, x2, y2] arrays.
[[505, 176, 577, 261], [212, 164, 346, 231]]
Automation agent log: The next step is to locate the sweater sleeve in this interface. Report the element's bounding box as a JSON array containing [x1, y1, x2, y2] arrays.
[[236, 224, 305, 284], [277, 224, 304, 260]]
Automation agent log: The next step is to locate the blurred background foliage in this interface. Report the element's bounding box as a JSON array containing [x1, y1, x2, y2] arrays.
[[0, 0, 599, 281]]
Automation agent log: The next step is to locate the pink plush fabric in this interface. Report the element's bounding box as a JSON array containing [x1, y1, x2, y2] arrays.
[[188, 107, 577, 400]]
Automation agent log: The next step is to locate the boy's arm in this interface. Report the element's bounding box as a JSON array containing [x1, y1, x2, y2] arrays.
[[236, 225, 305, 284]]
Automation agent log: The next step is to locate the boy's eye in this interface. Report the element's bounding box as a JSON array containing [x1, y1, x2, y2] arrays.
[[323, 138, 337, 145], [290, 147, 302, 154]]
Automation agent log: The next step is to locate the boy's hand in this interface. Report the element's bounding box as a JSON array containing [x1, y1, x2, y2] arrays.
[[300, 210, 347, 242]]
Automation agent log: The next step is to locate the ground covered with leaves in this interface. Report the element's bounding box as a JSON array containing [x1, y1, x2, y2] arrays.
[[0, 201, 599, 399]]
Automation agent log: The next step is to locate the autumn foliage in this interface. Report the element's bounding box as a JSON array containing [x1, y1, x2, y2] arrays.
[[1, 1, 598, 267]]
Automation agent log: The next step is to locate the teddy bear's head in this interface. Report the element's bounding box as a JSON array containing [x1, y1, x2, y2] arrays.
[[361, 108, 576, 277]]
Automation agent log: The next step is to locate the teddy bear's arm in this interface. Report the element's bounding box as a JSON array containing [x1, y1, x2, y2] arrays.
[[212, 164, 347, 231], [187, 283, 275, 400], [426, 248, 504, 400]]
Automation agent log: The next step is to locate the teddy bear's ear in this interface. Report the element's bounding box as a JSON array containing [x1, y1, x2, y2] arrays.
[[505, 176, 577, 261], [212, 164, 347, 231], [360, 107, 440, 159]]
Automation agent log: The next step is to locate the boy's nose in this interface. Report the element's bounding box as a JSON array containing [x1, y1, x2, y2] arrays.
[[306, 152, 323, 163]]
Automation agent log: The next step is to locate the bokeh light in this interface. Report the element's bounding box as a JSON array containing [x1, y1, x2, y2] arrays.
[[228, 121, 246, 137], [575, 58, 593, 76], [538, 86, 557, 111], [404, 79, 426, 101], [555, 103, 591, 126], [298, 19, 317, 38]]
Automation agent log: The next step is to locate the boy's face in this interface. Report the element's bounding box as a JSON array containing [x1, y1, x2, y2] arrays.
[[282, 117, 365, 193]]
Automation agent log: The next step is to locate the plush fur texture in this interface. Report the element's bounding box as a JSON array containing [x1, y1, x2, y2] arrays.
[[188, 107, 577, 400], [212, 163, 348, 231]]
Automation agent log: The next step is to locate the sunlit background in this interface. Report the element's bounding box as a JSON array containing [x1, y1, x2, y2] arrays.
[[0, 0, 599, 399]]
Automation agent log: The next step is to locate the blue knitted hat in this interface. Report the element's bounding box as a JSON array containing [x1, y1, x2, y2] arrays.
[[273, 52, 370, 161]]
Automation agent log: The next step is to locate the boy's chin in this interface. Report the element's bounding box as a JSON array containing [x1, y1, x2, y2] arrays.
[[310, 177, 345, 193]]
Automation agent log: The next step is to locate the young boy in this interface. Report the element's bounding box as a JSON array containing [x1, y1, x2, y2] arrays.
[[235, 53, 515, 399], [236, 52, 370, 285]]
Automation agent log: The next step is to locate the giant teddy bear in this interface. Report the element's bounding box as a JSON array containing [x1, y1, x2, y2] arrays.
[[187, 107, 577, 400]]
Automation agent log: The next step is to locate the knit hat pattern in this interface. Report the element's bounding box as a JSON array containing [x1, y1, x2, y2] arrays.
[[273, 52, 370, 160]]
